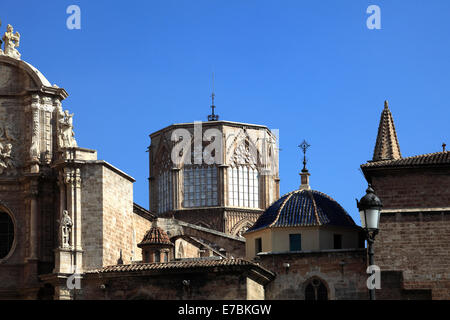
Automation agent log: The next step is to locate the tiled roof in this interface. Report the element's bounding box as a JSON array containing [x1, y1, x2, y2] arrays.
[[246, 189, 356, 233], [138, 226, 173, 247], [86, 258, 269, 274], [361, 151, 450, 169]]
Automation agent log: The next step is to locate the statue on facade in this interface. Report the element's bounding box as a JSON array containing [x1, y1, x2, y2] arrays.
[[58, 110, 78, 148], [0, 143, 16, 175], [2, 24, 21, 59], [61, 210, 73, 248]]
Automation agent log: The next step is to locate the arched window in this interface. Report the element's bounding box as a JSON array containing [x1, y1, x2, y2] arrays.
[[0, 211, 14, 259], [305, 278, 328, 301], [183, 166, 218, 207]]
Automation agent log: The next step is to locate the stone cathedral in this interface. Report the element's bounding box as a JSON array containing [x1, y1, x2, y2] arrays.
[[1, 24, 449, 300]]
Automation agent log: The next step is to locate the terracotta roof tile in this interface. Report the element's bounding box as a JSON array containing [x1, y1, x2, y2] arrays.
[[86, 258, 266, 274], [138, 226, 173, 247], [361, 151, 450, 169]]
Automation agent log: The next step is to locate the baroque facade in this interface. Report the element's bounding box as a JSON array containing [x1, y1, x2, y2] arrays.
[[0, 25, 154, 299]]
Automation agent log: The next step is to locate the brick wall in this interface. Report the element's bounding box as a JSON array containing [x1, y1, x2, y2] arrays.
[[373, 211, 450, 299], [81, 270, 257, 300], [366, 166, 450, 299], [259, 249, 368, 300], [369, 167, 450, 209]]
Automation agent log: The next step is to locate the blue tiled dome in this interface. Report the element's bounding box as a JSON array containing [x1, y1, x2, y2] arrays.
[[246, 189, 356, 233]]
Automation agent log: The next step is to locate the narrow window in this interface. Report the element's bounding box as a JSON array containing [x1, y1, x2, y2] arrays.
[[154, 251, 161, 263], [333, 234, 342, 249], [289, 234, 302, 251], [255, 238, 262, 255]]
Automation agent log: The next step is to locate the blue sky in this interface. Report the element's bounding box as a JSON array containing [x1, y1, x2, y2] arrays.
[[3, 1, 449, 223]]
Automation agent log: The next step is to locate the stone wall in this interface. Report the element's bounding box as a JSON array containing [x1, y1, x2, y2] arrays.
[[259, 249, 368, 300], [102, 164, 135, 266], [81, 162, 152, 270], [81, 164, 104, 270], [81, 270, 261, 300]]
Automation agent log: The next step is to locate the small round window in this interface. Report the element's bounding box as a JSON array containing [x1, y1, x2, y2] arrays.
[[0, 211, 14, 259]]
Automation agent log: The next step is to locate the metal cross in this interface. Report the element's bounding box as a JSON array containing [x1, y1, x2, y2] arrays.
[[298, 140, 311, 171]]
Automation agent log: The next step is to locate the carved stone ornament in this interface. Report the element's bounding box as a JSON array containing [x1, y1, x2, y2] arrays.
[[0, 122, 17, 176], [1, 23, 21, 60], [58, 109, 78, 149]]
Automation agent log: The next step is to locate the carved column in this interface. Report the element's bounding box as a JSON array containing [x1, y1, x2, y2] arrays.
[[218, 164, 229, 207], [67, 167, 83, 270], [29, 95, 40, 164], [171, 167, 181, 210], [28, 179, 39, 260]]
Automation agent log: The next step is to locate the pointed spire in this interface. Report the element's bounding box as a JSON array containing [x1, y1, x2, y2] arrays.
[[372, 100, 402, 161], [208, 72, 219, 121], [298, 140, 311, 190]]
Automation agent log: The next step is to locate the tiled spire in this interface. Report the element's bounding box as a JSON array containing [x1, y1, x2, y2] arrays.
[[372, 100, 402, 161]]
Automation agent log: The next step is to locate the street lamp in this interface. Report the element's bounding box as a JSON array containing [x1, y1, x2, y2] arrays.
[[356, 184, 383, 300]]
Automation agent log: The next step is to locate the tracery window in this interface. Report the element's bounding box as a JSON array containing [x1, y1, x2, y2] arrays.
[[183, 166, 218, 207], [228, 166, 259, 208], [305, 278, 328, 301], [157, 171, 173, 214]]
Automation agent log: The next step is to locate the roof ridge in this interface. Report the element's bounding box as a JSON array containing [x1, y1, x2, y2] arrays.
[[306, 190, 322, 226], [268, 190, 297, 228]]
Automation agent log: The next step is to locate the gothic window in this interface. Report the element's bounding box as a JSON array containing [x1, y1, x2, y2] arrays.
[[305, 278, 328, 301], [228, 166, 259, 208], [0, 211, 14, 259], [157, 171, 173, 214], [183, 166, 218, 208], [228, 137, 260, 208]]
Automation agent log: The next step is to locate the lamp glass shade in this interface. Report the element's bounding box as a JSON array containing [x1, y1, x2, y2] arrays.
[[360, 208, 380, 230]]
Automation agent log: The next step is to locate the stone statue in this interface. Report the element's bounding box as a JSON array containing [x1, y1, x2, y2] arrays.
[[58, 110, 78, 148], [2, 24, 21, 59], [61, 210, 73, 248], [0, 143, 16, 175]]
